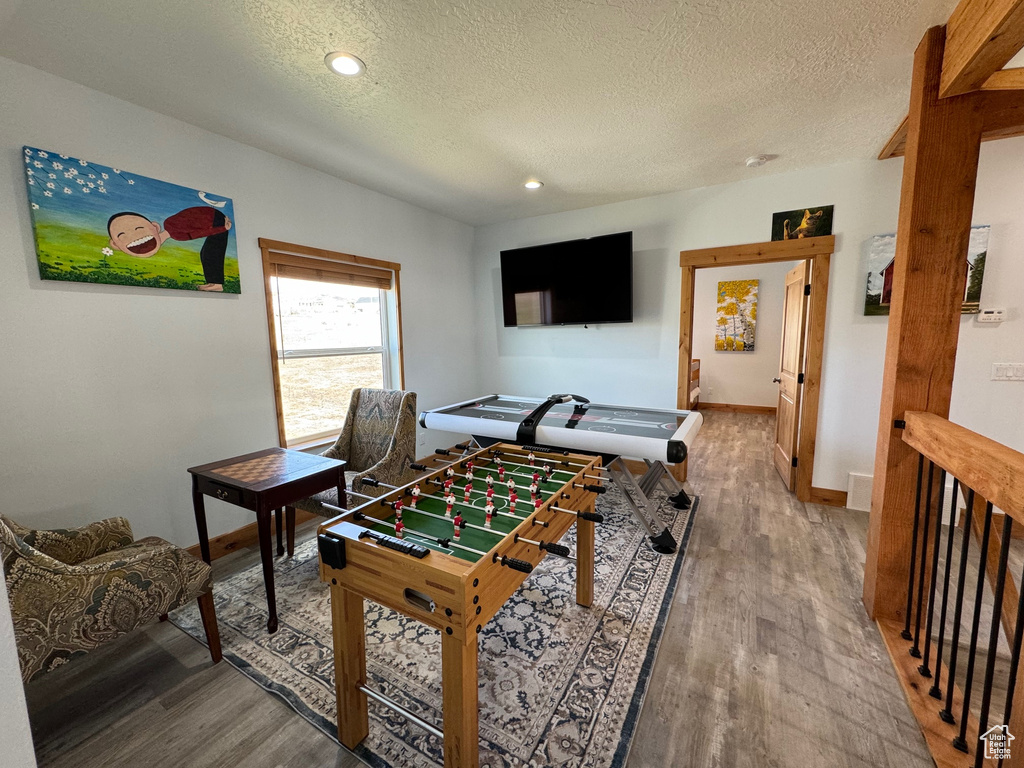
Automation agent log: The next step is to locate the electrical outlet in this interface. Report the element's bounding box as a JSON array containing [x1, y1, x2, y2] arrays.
[[977, 307, 1007, 323]]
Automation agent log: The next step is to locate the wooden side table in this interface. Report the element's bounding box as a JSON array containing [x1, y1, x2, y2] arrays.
[[188, 447, 346, 633]]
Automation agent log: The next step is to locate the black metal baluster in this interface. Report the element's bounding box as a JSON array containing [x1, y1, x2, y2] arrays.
[[920, 469, 948, 677], [903, 454, 926, 642], [953, 501, 994, 753], [912, 461, 937, 658], [929, 478, 960, 699], [974, 511, 1012, 768], [941, 487, 976, 725], [1000, 559, 1024, 767]]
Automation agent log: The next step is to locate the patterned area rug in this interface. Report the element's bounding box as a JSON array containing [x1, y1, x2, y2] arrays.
[[171, 487, 697, 768]]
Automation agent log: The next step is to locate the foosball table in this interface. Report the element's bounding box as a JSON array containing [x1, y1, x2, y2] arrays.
[[316, 442, 606, 768]]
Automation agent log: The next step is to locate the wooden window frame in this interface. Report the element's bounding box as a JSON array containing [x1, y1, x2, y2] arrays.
[[677, 235, 835, 505], [258, 238, 405, 448]]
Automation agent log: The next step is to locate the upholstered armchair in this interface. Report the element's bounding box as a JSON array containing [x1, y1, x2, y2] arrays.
[[1, 515, 221, 683], [291, 388, 418, 517]]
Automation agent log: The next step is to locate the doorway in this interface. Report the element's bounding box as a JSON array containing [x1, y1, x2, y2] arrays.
[[676, 236, 835, 504]]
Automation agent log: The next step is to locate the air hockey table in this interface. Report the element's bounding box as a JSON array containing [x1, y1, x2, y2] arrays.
[[419, 394, 703, 553]]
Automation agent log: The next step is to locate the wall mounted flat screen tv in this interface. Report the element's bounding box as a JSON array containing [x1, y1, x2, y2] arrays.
[[500, 231, 633, 327]]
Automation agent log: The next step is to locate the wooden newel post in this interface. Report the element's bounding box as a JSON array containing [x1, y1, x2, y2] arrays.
[[863, 25, 985, 620]]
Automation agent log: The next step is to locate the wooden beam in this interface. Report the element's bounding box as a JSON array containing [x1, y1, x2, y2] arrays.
[[981, 66, 1024, 89], [863, 26, 986, 621], [941, 0, 1024, 97], [679, 235, 835, 267], [879, 116, 910, 160], [675, 265, 695, 410], [903, 411, 1024, 524]]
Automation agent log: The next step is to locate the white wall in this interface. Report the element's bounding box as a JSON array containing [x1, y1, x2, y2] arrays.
[[472, 138, 1024, 491], [0, 577, 37, 768], [0, 57, 478, 546], [692, 261, 796, 407]]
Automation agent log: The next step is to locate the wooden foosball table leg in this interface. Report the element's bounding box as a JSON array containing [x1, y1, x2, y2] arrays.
[[331, 584, 369, 749], [441, 631, 479, 768], [576, 500, 595, 608]]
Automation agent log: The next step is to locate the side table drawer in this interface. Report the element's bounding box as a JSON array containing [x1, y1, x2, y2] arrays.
[[198, 478, 243, 506]]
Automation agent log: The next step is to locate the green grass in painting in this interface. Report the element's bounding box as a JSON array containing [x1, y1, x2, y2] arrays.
[[33, 219, 240, 292]]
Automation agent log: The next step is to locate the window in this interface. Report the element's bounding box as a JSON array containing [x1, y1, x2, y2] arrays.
[[258, 239, 404, 447]]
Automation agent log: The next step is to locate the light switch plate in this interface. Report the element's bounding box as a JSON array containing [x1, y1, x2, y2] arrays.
[[992, 363, 1024, 381]]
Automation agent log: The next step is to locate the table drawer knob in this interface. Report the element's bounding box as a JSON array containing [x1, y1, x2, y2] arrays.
[[216, 489, 229, 500]]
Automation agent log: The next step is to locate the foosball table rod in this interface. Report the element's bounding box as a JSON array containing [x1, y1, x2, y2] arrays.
[[492, 446, 612, 473], [513, 533, 571, 559], [358, 685, 443, 740], [549, 505, 604, 522], [425, 454, 551, 485], [362, 478, 524, 522]]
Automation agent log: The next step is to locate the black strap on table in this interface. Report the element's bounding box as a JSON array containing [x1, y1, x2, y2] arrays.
[[515, 393, 590, 444]]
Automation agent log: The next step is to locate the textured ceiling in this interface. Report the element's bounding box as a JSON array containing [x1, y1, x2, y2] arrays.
[[0, 0, 956, 225]]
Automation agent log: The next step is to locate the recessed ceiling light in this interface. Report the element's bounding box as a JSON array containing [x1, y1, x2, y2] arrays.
[[524, 180, 544, 189], [325, 52, 366, 77]]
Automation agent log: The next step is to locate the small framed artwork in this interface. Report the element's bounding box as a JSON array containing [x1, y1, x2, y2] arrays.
[[864, 225, 989, 315], [23, 146, 239, 293], [715, 279, 758, 352], [771, 205, 834, 241]]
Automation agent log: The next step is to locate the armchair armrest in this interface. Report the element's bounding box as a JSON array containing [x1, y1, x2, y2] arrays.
[[19, 517, 134, 565]]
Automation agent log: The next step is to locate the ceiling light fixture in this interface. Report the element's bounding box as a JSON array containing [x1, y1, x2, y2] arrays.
[[325, 51, 366, 77], [524, 180, 544, 189], [745, 154, 769, 168]]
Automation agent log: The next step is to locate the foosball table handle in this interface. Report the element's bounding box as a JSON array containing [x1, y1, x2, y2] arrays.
[[522, 444, 570, 456], [454, 442, 471, 450], [493, 553, 533, 574], [410, 462, 428, 471], [541, 542, 571, 558], [578, 511, 604, 523], [581, 484, 606, 494], [361, 477, 381, 487], [434, 448, 453, 456]]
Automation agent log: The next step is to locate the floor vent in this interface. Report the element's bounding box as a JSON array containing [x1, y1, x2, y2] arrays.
[[846, 473, 872, 512]]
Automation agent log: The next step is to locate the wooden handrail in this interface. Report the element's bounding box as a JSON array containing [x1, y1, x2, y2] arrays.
[[903, 411, 1024, 524]]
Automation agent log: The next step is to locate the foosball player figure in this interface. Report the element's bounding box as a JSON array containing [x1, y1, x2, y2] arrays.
[[509, 490, 518, 514], [445, 493, 456, 517], [453, 513, 463, 541], [534, 497, 543, 514], [484, 501, 494, 528], [506, 478, 516, 494], [394, 499, 404, 520], [464, 482, 473, 503], [529, 481, 539, 501], [410, 483, 420, 508], [446, 466, 456, 481], [443, 477, 454, 496], [498, 465, 505, 481], [486, 485, 495, 504], [542, 463, 552, 481], [394, 518, 405, 539], [528, 451, 536, 467], [532, 471, 540, 485], [465, 461, 474, 478], [486, 473, 494, 488]]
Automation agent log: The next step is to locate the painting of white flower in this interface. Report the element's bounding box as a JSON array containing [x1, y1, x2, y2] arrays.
[[22, 144, 239, 293]]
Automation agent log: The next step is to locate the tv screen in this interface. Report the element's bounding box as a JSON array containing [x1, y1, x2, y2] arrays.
[[500, 231, 633, 327]]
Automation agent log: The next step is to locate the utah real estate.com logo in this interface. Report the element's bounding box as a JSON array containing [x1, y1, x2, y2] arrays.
[[980, 724, 1014, 760]]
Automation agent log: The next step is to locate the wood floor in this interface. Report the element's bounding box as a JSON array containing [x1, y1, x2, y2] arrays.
[[23, 412, 932, 767]]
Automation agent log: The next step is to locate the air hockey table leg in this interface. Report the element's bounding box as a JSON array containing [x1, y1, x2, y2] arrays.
[[607, 457, 678, 554], [645, 458, 692, 510]]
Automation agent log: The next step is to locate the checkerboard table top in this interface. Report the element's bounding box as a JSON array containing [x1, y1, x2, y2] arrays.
[[188, 447, 344, 492]]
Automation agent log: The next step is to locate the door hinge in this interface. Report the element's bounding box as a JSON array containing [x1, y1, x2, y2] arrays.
[[791, 457, 798, 468], [797, 372, 805, 384], [804, 284, 811, 296]]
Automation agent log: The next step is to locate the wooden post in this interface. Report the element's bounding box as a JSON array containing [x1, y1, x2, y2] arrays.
[[676, 265, 696, 412], [331, 585, 369, 749], [576, 503, 595, 607], [863, 25, 986, 620], [441, 630, 479, 768]]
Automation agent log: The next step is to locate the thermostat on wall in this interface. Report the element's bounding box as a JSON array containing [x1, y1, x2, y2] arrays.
[[977, 308, 1006, 323]]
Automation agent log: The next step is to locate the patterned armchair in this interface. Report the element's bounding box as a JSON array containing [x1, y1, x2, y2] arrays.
[[291, 388, 418, 517], [1, 515, 221, 683]]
